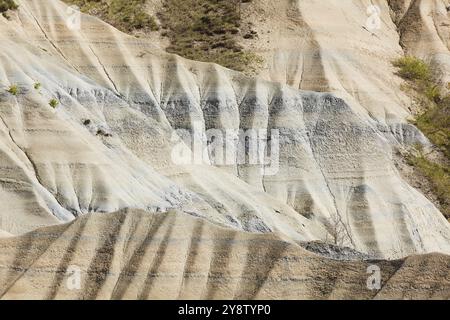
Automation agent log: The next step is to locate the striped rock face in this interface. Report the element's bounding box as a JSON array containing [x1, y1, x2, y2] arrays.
[[0, 209, 449, 300], [0, 0, 449, 299]]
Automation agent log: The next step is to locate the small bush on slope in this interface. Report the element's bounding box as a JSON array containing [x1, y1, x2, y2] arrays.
[[0, 0, 18, 13], [7, 84, 18, 95], [49, 99, 59, 108], [393, 56, 431, 81]]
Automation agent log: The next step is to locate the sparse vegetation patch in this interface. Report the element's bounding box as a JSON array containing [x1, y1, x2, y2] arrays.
[[393, 56, 431, 81], [393, 56, 450, 220], [63, 0, 159, 33], [406, 151, 450, 220], [159, 0, 261, 73], [393, 56, 450, 158]]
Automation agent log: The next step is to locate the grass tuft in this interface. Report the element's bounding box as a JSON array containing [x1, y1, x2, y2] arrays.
[[393, 56, 431, 81], [49, 99, 59, 108], [7, 84, 18, 95]]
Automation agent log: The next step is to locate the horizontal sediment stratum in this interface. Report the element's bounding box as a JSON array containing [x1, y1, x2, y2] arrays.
[[0, 0, 449, 299], [0, 209, 448, 300]]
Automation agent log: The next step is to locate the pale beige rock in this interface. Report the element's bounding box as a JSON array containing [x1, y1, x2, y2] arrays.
[[0, 0, 448, 260], [241, 0, 450, 117], [0, 229, 12, 238], [0, 209, 448, 300], [241, 0, 411, 122]]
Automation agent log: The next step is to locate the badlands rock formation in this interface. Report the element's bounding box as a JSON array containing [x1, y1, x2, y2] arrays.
[[0, 0, 449, 299], [243, 0, 450, 115], [0, 209, 449, 300]]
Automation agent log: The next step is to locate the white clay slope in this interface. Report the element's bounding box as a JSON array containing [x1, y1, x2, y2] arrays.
[[243, 0, 450, 118], [0, 0, 448, 259]]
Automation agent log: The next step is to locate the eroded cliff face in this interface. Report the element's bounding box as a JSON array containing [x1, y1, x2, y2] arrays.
[[389, 0, 450, 88], [0, 0, 449, 261], [242, 0, 450, 115], [0, 209, 449, 300]]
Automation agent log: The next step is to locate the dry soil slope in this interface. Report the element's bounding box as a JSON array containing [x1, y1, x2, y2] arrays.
[[0, 209, 448, 300], [0, 0, 449, 259]]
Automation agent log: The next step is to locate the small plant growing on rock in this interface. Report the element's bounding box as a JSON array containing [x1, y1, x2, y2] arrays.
[[393, 56, 431, 81], [7, 84, 18, 95], [49, 98, 59, 108], [34, 82, 41, 90], [0, 0, 18, 13]]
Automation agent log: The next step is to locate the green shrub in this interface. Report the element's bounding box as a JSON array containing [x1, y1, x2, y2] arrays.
[[394, 56, 449, 157], [0, 0, 18, 13], [34, 82, 41, 90], [49, 99, 59, 108], [393, 56, 431, 81], [7, 84, 18, 95]]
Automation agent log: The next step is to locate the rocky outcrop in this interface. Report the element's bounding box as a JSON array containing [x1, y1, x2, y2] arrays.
[[0, 0, 448, 260]]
